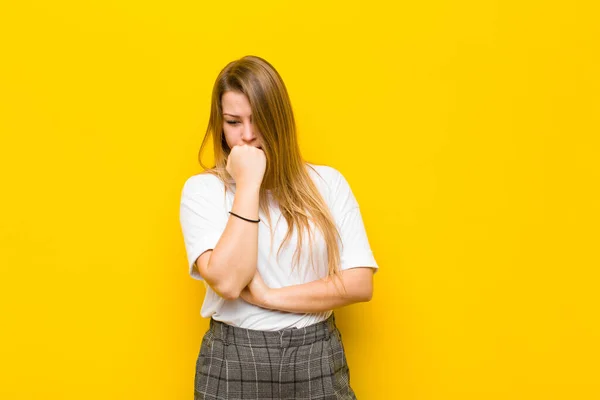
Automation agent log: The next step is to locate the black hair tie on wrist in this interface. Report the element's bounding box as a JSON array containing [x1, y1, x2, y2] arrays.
[[229, 211, 260, 223]]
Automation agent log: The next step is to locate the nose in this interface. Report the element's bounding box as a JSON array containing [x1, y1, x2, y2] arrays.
[[241, 123, 256, 142]]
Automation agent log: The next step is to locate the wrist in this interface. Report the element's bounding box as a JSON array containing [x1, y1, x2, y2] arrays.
[[232, 184, 261, 221], [261, 288, 278, 310], [237, 182, 262, 193]]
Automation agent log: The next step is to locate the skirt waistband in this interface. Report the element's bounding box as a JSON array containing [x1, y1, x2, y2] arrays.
[[208, 314, 338, 348]]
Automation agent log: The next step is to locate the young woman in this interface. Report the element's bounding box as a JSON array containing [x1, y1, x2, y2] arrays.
[[179, 55, 379, 400]]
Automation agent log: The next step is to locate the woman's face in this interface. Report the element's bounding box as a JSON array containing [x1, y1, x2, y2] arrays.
[[221, 91, 262, 150]]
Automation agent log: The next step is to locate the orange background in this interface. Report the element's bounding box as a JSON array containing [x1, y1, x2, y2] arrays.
[[1, 1, 599, 398]]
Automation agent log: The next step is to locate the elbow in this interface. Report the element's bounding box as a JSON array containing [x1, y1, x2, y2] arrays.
[[203, 261, 243, 300], [353, 282, 373, 303], [219, 289, 241, 301], [212, 281, 242, 301], [358, 287, 373, 302], [346, 287, 372, 303], [344, 268, 374, 303]]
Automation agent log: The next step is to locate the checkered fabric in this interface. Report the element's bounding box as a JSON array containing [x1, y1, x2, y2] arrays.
[[194, 313, 356, 399]]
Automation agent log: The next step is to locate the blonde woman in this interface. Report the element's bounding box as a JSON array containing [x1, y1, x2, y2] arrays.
[[179, 55, 378, 400]]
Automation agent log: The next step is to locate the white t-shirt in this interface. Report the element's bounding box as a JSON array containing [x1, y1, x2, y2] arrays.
[[179, 163, 378, 331]]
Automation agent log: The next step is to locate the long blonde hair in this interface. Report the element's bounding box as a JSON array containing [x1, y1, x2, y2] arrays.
[[197, 55, 342, 281]]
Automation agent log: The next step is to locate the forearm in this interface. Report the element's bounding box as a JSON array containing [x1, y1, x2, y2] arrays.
[[203, 183, 261, 299], [263, 268, 374, 313]]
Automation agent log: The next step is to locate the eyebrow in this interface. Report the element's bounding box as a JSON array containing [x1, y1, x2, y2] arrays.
[[223, 113, 251, 118]]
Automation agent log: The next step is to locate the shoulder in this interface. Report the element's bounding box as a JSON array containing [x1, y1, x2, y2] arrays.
[[306, 163, 356, 210], [306, 163, 344, 187], [306, 162, 352, 191], [181, 171, 226, 197]]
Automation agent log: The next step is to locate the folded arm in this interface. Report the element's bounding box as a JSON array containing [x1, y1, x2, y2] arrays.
[[240, 267, 375, 313], [197, 183, 261, 300]]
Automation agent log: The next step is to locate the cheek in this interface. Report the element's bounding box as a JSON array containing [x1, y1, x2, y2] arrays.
[[222, 125, 236, 146]]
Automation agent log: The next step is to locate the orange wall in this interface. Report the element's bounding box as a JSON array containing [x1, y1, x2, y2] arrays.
[[1, 1, 598, 398]]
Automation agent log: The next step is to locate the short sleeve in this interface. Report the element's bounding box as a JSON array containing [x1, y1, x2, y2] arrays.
[[330, 169, 379, 272], [179, 174, 229, 280]]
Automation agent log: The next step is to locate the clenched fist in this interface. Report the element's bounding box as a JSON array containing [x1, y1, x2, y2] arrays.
[[226, 144, 266, 188]]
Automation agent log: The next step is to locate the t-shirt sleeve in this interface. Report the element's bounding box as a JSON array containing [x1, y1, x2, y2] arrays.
[[330, 169, 379, 272], [179, 174, 229, 280]]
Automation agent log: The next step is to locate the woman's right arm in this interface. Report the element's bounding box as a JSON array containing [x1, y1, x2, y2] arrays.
[[197, 182, 260, 300], [196, 144, 266, 300]]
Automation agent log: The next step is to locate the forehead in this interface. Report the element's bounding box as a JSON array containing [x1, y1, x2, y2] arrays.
[[222, 91, 251, 115]]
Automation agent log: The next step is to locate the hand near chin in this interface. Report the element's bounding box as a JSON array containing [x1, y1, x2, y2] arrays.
[[240, 269, 272, 309], [226, 144, 266, 188]]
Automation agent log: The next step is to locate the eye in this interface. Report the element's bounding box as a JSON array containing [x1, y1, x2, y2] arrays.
[[225, 120, 239, 125]]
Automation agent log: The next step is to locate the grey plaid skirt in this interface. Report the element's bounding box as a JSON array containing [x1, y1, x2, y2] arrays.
[[194, 313, 356, 400]]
